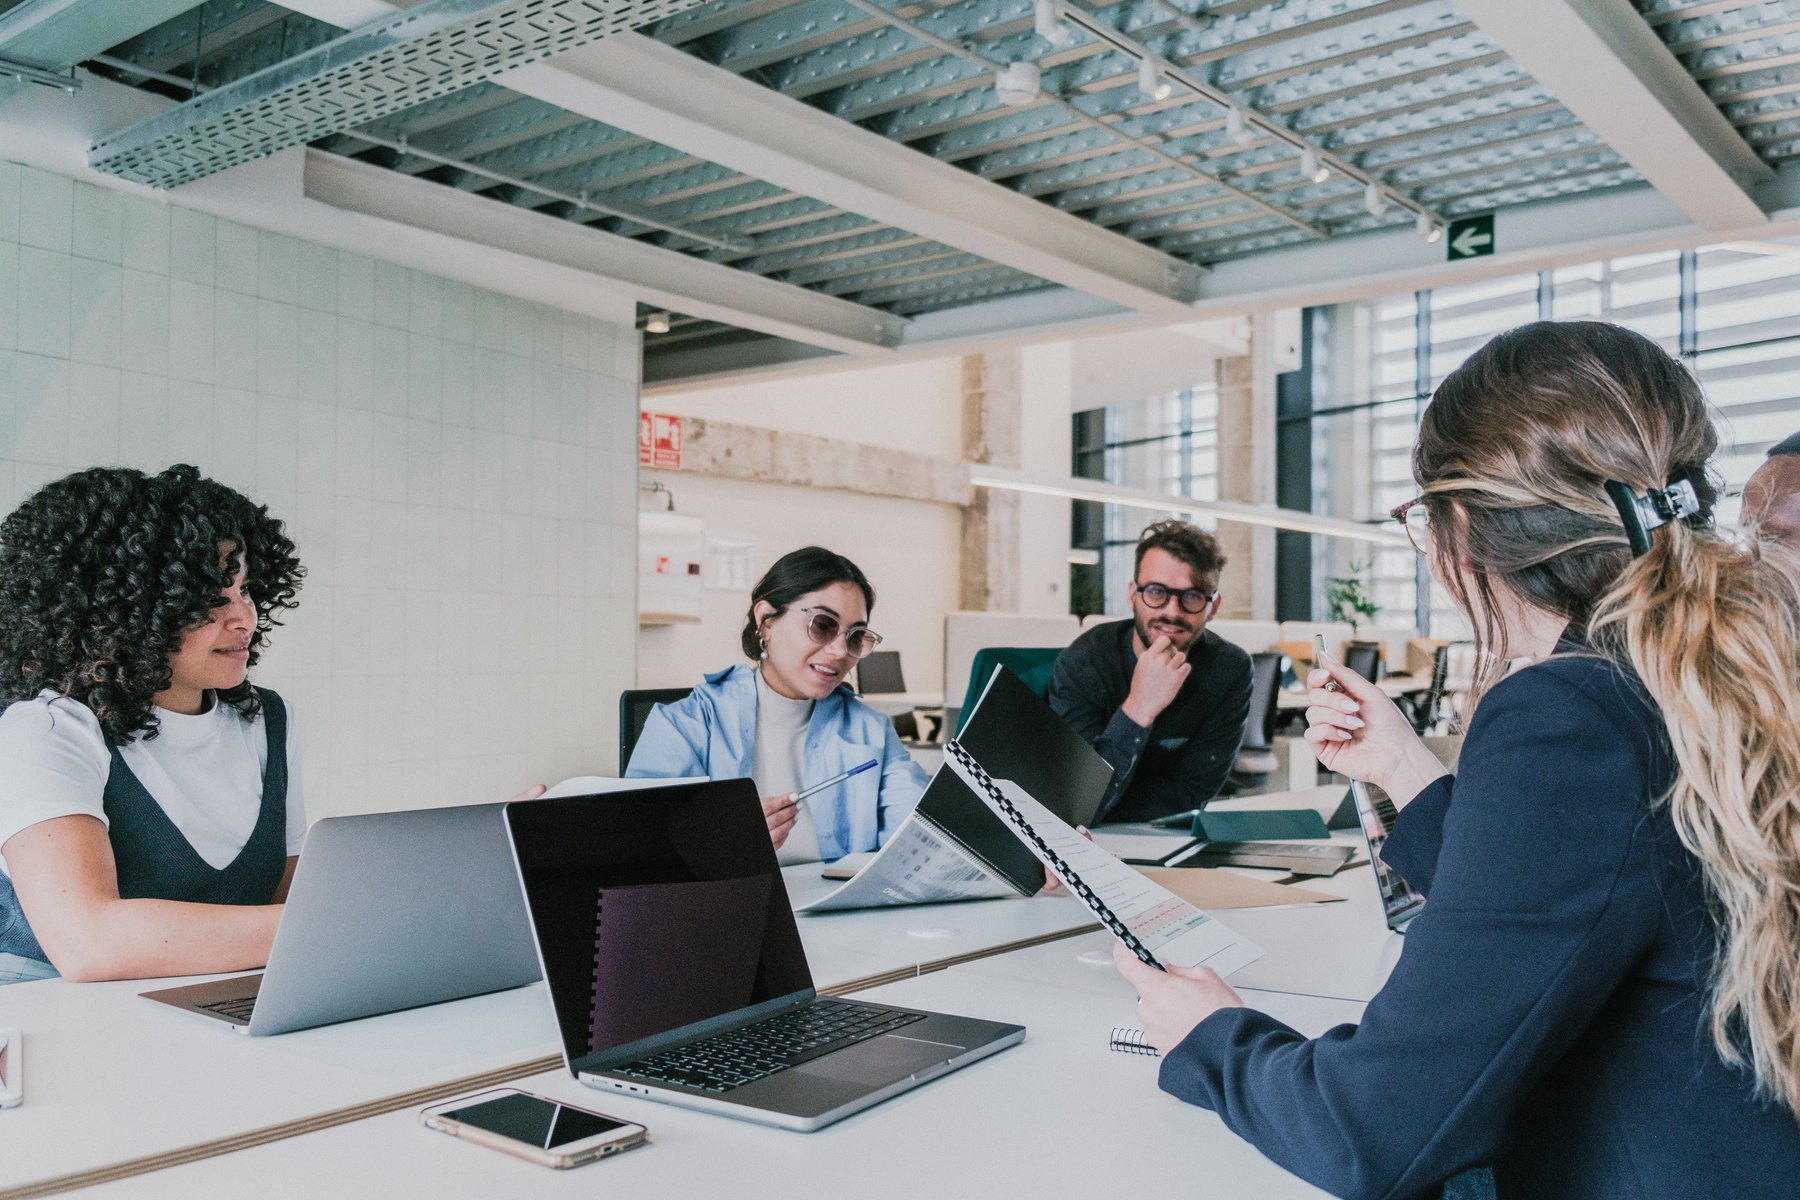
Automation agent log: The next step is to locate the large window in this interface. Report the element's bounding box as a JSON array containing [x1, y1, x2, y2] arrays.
[[1072, 383, 1219, 616], [1074, 243, 1800, 631]]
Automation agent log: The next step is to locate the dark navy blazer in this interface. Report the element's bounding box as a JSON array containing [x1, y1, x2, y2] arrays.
[[1157, 644, 1800, 1199]]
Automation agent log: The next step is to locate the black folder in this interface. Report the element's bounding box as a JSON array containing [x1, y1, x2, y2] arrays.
[[914, 666, 1113, 896]]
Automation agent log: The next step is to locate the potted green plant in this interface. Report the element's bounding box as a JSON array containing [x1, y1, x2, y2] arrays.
[[1325, 561, 1379, 638]]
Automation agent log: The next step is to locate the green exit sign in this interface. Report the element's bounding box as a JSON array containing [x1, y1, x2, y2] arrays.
[[1447, 213, 1495, 261]]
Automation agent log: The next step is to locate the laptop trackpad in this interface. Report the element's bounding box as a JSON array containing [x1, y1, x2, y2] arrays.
[[790, 1033, 962, 1085]]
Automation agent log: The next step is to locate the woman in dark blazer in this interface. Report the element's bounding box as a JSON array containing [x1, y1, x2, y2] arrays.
[[1115, 322, 1800, 1199]]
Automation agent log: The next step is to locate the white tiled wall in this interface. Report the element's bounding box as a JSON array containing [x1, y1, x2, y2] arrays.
[[0, 162, 642, 820]]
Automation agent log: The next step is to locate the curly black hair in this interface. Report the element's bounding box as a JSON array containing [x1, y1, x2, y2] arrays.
[[0, 465, 304, 745]]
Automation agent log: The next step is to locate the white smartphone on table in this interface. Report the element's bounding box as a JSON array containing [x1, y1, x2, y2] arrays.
[[420, 1088, 646, 1169], [0, 1028, 20, 1108]]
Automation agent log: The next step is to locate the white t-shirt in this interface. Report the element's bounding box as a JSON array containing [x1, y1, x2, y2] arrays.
[[0, 691, 306, 879]]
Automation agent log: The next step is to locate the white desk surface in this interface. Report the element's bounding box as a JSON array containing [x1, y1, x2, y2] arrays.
[[75, 961, 1365, 1200], [1098, 784, 1406, 1003], [1, 818, 1384, 1196], [856, 691, 943, 716], [0, 868, 1096, 1195], [782, 867, 1097, 981]]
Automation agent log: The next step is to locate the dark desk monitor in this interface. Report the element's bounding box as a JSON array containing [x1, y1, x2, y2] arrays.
[[856, 650, 905, 695]]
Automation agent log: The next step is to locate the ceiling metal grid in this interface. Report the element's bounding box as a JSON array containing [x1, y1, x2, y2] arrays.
[[63, 0, 1800, 366], [1641, 0, 1800, 165]]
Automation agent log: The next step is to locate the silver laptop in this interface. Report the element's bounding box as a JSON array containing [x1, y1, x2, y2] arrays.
[[505, 779, 1025, 1132], [140, 802, 540, 1035], [1348, 780, 1426, 933]]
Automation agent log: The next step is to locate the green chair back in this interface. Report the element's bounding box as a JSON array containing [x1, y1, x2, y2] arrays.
[[955, 646, 1065, 735]]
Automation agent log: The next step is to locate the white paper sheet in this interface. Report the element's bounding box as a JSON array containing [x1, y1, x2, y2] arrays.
[[796, 810, 1017, 913], [947, 753, 1263, 977]]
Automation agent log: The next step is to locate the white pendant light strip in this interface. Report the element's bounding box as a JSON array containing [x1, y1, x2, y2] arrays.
[[968, 467, 1414, 547]]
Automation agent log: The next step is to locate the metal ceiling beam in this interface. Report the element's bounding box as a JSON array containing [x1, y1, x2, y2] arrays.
[[275, 0, 1202, 313], [304, 149, 903, 355], [505, 32, 1203, 313], [0, 0, 206, 103], [90, 0, 710, 189], [655, 162, 1800, 388], [1456, 0, 1772, 230]]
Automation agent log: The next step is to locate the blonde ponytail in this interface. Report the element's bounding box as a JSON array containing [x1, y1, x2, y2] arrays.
[[1591, 525, 1800, 1112], [1416, 319, 1800, 1117]]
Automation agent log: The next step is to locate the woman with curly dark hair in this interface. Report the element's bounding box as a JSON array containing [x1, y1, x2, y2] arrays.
[[0, 464, 308, 984]]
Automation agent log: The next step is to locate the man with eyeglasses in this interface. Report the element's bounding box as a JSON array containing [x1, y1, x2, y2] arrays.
[[1049, 520, 1254, 823]]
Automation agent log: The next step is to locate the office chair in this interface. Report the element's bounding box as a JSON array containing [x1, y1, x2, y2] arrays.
[[1403, 645, 1452, 735], [1342, 642, 1383, 684], [618, 687, 694, 775], [954, 647, 1064, 735], [1224, 652, 1283, 793], [855, 650, 906, 695]]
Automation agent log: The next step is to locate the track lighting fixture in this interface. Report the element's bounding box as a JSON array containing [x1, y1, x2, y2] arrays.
[[1034, 0, 1071, 47], [1225, 105, 1253, 145], [995, 60, 1042, 107], [1363, 181, 1387, 217], [644, 311, 671, 335], [1299, 144, 1328, 184], [1137, 55, 1171, 102]]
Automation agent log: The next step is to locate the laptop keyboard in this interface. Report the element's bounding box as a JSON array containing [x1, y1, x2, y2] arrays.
[[199, 995, 257, 1023], [612, 999, 925, 1094]]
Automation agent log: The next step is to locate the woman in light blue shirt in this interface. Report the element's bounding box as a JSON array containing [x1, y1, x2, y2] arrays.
[[626, 547, 927, 863]]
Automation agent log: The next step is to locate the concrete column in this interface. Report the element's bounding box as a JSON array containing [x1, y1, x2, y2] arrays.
[[1215, 314, 1280, 620], [960, 352, 1022, 611]]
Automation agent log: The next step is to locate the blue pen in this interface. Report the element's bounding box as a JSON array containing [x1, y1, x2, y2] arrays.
[[792, 758, 879, 802]]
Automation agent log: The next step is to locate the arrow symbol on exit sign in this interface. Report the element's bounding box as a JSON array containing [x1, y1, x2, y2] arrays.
[[1450, 223, 1492, 258]]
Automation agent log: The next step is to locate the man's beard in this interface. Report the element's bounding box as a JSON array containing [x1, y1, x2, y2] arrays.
[[1134, 611, 1199, 654]]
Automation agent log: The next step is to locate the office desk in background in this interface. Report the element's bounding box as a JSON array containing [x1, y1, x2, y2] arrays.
[[1275, 672, 1428, 711]]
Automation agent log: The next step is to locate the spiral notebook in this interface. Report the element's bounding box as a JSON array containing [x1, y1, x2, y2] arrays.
[[943, 741, 1262, 977], [1109, 1026, 1158, 1057]]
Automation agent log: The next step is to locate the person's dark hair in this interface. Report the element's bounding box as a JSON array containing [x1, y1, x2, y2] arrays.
[[0, 464, 304, 745], [1133, 520, 1226, 585], [1765, 432, 1800, 458], [740, 547, 874, 660]]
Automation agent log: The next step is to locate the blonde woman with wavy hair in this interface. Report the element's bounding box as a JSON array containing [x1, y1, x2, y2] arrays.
[[1112, 321, 1800, 1200]]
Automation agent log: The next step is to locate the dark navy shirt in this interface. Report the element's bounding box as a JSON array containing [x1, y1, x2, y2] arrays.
[[1048, 619, 1252, 823], [1156, 646, 1800, 1199]]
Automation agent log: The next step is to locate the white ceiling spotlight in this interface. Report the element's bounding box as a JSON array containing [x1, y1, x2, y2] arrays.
[[1034, 0, 1071, 47], [1224, 105, 1254, 145], [1417, 211, 1442, 243], [1299, 144, 1328, 184], [994, 60, 1042, 107], [644, 311, 672, 335], [1363, 180, 1388, 218], [1137, 55, 1171, 102]]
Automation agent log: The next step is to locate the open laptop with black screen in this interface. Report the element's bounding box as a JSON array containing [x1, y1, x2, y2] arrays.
[[504, 780, 1024, 1132], [1349, 780, 1425, 933]]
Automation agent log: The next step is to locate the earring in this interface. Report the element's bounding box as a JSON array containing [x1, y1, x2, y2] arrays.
[[758, 636, 768, 660]]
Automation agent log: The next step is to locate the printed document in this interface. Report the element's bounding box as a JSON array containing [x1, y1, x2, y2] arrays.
[[947, 754, 1263, 977]]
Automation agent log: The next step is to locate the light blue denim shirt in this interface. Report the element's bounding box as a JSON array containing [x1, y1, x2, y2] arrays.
[[625, 662, 927, 860]]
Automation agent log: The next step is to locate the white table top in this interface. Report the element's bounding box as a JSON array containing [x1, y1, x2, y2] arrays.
[[0, 797, 1390, 1197], [855, 691, 943, 716], [73, 959, 1367, 1200], [0, 867, 1097, 1195]]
